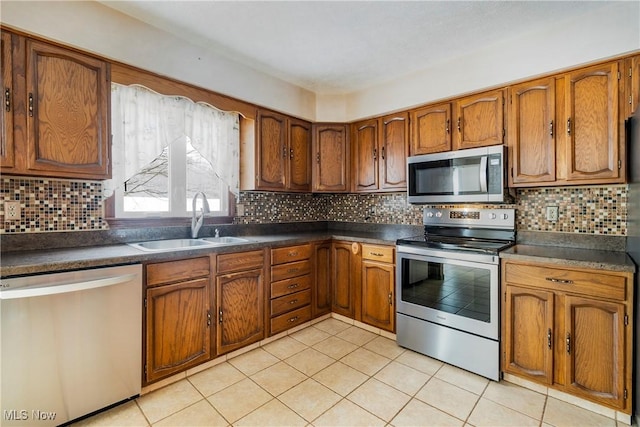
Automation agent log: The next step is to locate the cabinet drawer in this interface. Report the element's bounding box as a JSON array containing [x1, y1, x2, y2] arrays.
[[271, 289, 311, 317], [271, 274, 311, 298], [504, 262, 627, 301], [361, 244, 394, 263], [146, 256, 210, 287], [270, 305, 312, 335], [217, 250, 264, 274], [271, 244, 312, 265], [271, 259, 311, 282]]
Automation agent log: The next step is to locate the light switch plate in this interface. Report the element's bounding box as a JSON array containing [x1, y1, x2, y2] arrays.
[[546, 206, 559, 222], [4, 201, 20, 221]]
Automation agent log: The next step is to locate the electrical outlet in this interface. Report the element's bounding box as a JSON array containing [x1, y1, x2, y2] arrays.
[[546, 206, 559, 222], [4, 201, 20, 221], [236, 204, 245, 216]]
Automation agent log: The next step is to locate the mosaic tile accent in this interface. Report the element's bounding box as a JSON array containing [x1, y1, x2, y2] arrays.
[[0, 176, 108, 234], [235, 191, 328, 224]]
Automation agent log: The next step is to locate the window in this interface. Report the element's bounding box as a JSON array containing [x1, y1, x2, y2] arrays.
[[106, 83, 239, 218]]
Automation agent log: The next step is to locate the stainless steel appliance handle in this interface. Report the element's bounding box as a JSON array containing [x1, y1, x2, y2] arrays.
[[480, 156, 488, 192], [0, 274, 137, 300]]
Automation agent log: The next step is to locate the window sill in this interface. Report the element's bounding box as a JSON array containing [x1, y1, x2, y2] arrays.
[[106, 216, 235, 229]]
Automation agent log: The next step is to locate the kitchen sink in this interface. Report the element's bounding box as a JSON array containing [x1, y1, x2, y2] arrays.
[[128, 238, 219, 252], [199, 236, 251, 244]]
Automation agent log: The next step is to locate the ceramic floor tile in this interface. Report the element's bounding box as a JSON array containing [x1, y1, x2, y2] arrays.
[[290, 325, 332, 346], [278, 378, 342, 422], [312, 399, 386, 427], [312, 361, 369, 396], [234, 399, 307, 427], [434, 364, 489, 395], [468, 398, 539, 427], [415, 377, 480, 420], [312, 335, 359, 360], [188, 362, 246, 397], [543, 397, 617, 427], [261, 335, 308, 360], [336, 325, 378, 346], [72, 401, 149, 427], [347, 378, 411, 422], [250, 361, 307, 396], [312, 317, 352, 335], [390, 398, 464, 427], [137, 379, 203, 424], [363, 336, 405, 359], [227, 347, 279, 376], [207, 378, 272, 423], [340, 347, 391, 376], [483, 380, 546, 420], [284, 347, 335, 376], [394, 349, 444, 376], [374, 361, 430, 395], [153, 400, 228, 427]]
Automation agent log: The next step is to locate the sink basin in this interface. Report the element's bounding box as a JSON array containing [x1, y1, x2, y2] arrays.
[[199, 236, 251, 244], [128, 238, 218, 252]]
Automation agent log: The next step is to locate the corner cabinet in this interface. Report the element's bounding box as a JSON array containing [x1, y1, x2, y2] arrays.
[[312, 124, 349, 192], [502, 259, 633, 413]]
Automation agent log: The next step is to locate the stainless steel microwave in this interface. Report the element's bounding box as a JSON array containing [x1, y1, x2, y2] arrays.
[[407, 145, 506, 204]]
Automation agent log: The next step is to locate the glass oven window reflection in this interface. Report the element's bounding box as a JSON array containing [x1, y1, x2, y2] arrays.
[[401, 259, 491, 322]]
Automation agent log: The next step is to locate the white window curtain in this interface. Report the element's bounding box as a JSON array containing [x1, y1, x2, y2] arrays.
[[105, 83, 239, 201]]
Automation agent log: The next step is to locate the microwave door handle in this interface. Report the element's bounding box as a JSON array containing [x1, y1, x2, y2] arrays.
[[480, 156, 488, 192]]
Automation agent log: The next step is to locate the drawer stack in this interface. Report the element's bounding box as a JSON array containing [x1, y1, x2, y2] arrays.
[[269, 244, 312, 335]]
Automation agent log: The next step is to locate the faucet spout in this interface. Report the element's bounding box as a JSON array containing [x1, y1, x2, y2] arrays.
[[191, 192, 210, 239]]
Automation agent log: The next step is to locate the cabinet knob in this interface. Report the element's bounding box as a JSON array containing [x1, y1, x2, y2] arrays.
[[288, 316, 299, 323], [289, 299, 298, 305]]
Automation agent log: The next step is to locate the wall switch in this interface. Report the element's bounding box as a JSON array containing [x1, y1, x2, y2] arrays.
[[546, 206, 559, 222], [4, 201, 20, 221]]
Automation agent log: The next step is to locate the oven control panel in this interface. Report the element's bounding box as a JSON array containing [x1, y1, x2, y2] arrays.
[[423, 208, 515, 229]]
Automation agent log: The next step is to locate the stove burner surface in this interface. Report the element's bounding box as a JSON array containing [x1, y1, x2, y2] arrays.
[[396, 234, 514, 255]]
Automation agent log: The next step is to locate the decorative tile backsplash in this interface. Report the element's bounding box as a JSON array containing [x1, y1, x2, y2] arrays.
[[0, 175, 629, 236]]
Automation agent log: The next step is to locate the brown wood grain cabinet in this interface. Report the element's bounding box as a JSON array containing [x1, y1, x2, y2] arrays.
[[352, 119, 378, 192], [360, 244, 395, 332], [629, 55, 640, 116], [313, 241, 332, 318], [410, 103, 452, 155], [144, 256, 213, 384], [312, 124, 349, 192], [501, 259, 633, 413], [453, 89, 505, 150], [331, 241, 360, 318], [1, 31, 14, 170], [248, 110, 311, 192], [215, 250, 266, 355]]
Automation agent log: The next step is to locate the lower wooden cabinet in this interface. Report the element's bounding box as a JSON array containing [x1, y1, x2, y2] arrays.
[[331, 241, 360, 318], [501, 259, 633, 413], [361, 244, 395, 332], [312, 241, 332, 317]]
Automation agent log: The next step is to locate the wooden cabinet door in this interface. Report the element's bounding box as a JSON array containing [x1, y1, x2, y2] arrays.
[[410, 103, 451, 155], [454, 89, 504, 150], [288, 118, 311, 191], [509, 78, 556, 185], [361, 260, 394, 332], [25, 39, 110, 178], [312, 124, 349, 192], [503, 285, 554, 384], [625, 55, 640, 117], [353, 119, 378, 192], [146, 278, 211, 383], [1, 31, 14, 169], [216, 268, 264, 355], [256, 110, 287, 190], [331, 241, 358, 318], [379, 113, 408, 191], [313, 242, 332, 318], [564, 295, 626, 409], [565, 62, 621, 182]]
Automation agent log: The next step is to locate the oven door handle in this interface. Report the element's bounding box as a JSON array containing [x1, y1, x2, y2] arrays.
[[479, 156, 488, 193]]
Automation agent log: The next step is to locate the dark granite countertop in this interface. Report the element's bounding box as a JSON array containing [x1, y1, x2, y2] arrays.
[[500, 244, 636, 273]]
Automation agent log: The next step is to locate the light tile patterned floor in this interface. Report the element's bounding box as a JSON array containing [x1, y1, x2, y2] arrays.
[[73, 318, 629, 427]]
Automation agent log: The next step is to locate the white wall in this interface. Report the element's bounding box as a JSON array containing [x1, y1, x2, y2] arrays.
[[2, 1, 639, 123]]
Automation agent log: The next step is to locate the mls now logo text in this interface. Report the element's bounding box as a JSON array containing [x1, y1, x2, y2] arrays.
[[4, 409, 57, 422]]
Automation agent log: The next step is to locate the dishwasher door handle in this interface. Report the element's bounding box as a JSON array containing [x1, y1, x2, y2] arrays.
[[0, 273, 138, 300]]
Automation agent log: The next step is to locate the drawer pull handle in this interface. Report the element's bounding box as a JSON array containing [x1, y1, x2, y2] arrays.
[[287, 268, 300, 273], [545, 277, 573, 284], [370, 252, 384, 257], [288, 251, 299, 257], [287, 284, 299, 289], [288, 316, 299, 323], [547, 328, 552, 349], [289, 299, 298, 305]]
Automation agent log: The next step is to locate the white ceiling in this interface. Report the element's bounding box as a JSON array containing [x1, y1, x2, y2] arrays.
[[100, 1, 614, 95]]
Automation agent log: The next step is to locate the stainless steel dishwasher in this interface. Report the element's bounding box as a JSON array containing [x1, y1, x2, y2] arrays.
[[0, 264, 142, 426]]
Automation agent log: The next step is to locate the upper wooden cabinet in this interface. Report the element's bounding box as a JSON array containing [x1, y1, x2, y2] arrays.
[[247, 110, 311, 192], [453, 89, 505, 151], [1, 31, 14, 169], [410, 103, 451, 155], [624, 55, 640, 117], [312, 124, 349, 192], [1, 31, 111, 179]]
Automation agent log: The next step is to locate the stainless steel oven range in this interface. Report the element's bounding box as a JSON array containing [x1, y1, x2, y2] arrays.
[[396, 208, 515, 380]]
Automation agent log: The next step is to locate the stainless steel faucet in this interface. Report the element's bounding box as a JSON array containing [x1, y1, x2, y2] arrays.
[[191, 192, 210, 238]]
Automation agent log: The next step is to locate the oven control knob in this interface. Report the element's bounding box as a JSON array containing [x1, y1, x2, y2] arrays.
[[426, 212, 434, 218], [435, 211, 442, 218], [501, 213, 508, 220], [489, 213, 497, 219]]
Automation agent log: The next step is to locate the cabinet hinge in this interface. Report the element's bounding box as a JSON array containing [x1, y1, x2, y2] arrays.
[[617, 71, 621, 80], [144, 298, 147, 308], [625, 313, 629, 326], [144, 364, 147, 375], [624, 388, 628, 399], [630, 67, 633, 78]]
